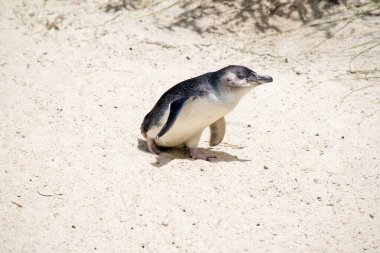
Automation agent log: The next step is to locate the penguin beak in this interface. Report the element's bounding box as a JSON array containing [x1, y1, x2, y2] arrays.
[[248, 74, 273, 84]]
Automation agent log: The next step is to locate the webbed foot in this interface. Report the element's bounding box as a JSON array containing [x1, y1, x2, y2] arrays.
[[147, 138, 161, 155], [189, 148, 216, 161]]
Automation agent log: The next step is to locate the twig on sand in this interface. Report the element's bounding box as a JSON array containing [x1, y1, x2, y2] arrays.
[[11, 201, 23, 208], [329, 76, 380, 81], [309, 5, 380, 28], [37, 191, 63, 197], [349, 41, 380, 72], [97, 12, 123, 27], [336, 84, 377, 110], [359, 109, 380, 125], [311, 15, 358, 50], [139, 0, 181, 18], [220, 142, 246, 149], [310, 5, 380, 51], [343, 38, 380, 51]]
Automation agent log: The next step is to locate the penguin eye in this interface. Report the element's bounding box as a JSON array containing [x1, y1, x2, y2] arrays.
[[237, 74, 244, 80]]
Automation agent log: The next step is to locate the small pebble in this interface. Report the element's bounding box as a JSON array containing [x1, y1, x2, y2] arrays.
[[263, 166, 268, 170], [369, 214, 374, 219]]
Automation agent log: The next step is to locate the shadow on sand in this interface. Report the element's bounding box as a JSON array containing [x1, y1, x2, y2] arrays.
[[137, 138, 251, 168]]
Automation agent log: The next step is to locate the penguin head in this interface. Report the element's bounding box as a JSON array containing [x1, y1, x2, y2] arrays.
[[218, 65, 273, 89]]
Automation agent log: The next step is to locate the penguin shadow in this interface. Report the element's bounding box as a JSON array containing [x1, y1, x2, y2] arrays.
[[137, 138, 250, 167]]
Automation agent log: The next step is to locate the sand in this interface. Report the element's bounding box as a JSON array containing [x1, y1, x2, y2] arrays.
[[1, 0, 379, 252]]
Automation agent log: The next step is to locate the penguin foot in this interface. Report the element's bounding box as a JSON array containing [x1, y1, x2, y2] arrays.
[[147, 138, 161, 155], [189, 148, 216, 161]]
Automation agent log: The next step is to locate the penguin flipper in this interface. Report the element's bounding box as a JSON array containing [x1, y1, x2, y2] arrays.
[[157, 96, 197, 138], [209, 117, 226, 146]]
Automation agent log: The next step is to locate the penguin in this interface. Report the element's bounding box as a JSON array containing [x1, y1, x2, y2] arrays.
[[140, 65, 273, 160]]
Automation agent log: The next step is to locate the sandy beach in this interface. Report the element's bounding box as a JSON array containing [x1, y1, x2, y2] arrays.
[[1, 0, 379, 252]]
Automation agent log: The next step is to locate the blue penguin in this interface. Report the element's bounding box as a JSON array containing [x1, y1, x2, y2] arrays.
[[140, 65, 273, 160]]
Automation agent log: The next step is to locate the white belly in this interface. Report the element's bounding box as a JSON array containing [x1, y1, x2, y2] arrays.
[[147, 95, 236, 147]]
